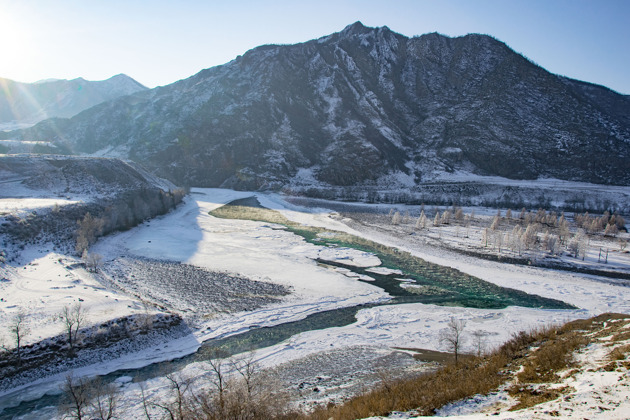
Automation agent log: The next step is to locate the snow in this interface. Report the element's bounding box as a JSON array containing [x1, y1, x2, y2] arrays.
[[431, 171, 630, 195], [92, 189, 386, 309], [0, 248, 141, 348], [317, 246, 382, 267], [0, 197, 80, 214], [364, 332, 630, 419], [2, 187, 630, 418]]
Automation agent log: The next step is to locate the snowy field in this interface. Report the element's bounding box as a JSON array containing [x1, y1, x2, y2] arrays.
[[1, 187, 630, 418]]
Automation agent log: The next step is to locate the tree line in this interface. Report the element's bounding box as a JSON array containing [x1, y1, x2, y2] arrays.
[[0, 187, 187, 258]]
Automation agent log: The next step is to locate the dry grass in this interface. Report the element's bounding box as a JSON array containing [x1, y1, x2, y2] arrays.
[[508, 385, 574, 411], [210, 202, 630, 418], [609, 344, 630, 361], [210, 203, 292, 226], [294, 313, 630, 419], [300, 355, 508, 419], [515, 332, 588, 383]]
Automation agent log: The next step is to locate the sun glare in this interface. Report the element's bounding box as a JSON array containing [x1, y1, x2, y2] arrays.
[[0, 7, 34, 81]]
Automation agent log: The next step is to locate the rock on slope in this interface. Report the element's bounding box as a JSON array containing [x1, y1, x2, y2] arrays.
[[7, 22, 630, 189]]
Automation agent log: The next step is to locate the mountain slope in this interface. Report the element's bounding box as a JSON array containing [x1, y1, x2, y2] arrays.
[[8, 22, 630, 188], [0, 74, 147, 128]]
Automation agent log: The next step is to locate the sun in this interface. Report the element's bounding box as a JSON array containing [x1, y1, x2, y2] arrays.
[[0, 6, 34, 81]]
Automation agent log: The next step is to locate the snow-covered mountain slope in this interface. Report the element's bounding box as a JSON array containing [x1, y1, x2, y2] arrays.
[[6, 22, 630, 189], [0, 154, 175, 200], [0, 74, 147, 129], [0, 154, 181, 253]]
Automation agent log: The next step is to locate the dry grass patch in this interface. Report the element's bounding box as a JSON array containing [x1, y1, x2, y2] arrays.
[[300, 355, 509, 419], [611, 330, 630, 342], [608, 343, 630, 361], [210, 202, 292, 226], [296, 314, 630, 419], [508, 385, 574, 411], [516, 332, 588, 383]]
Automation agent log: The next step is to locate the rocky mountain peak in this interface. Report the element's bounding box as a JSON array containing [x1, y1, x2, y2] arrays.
[[340, 21, 369, 35], [5, 24, 630, 190]]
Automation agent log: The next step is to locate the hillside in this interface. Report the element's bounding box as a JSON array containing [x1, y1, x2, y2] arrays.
[[304, 313, 630, 419], [0, 154, 184, 255], [5, 22, 630, 191], [0, 74, 147, 130]]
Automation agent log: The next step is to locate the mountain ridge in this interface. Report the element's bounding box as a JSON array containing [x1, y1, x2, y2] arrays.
[[0, 74, 147, 128], [4, 23, 630, 190]]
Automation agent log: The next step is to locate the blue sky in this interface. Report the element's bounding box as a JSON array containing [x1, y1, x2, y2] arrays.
[[1, 0, 628, 94]]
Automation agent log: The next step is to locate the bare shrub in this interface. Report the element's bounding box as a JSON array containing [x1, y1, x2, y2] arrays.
[[59, 374, 120, 420], [82, 250, 104, 272], [167, 350, 290, 420]]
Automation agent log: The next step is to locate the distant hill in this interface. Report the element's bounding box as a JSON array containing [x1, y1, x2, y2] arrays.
[[0, 74, 147, 129], [6, 22, 630, 190]]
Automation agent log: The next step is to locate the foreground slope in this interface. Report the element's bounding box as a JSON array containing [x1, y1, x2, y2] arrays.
[[7, 22, 630, 189]]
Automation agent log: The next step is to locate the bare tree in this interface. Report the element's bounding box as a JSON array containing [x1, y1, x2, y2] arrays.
[[75, 212, 105, 255], [137, 301, 154, 334], [568, 229, 587, 259], [604, 223, 619, 237], [440, 210, 451, 225], [433, 212, 440, 227], [493, 232, 504, 253], [522, 223, 540, 249], [59, 373, 89, 420], [60, 303, 88, 355], [415, 210, 427, 230], [403, 210, 410, 224], [82, 250, 103, 273], [511, 226, 524, 255], [206, 350, 228, 410], [439, 317, 467, 363], [490, 215, 500, 231], [558, 218, 570, 244], [471, 330, 489, 357], [6, 311, 29, 365], [232, 351, 262, 401], [89, 379, 120, 420], [152, 373, 193, 420], [138, 383, 155, 420]]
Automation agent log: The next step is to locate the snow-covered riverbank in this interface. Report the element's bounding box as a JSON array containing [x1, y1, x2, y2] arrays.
[[2, 188, 630, 418]]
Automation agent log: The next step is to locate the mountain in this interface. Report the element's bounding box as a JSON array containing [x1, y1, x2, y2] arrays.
[[6, 22, 630, 190], [0, 74, 147, 129]]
